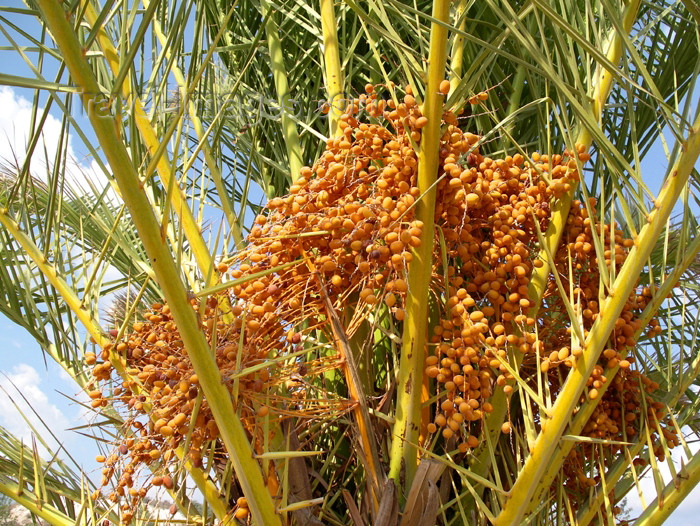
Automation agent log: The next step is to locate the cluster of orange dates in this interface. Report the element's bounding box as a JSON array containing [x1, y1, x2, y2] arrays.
[[87, 83, 671, 522]]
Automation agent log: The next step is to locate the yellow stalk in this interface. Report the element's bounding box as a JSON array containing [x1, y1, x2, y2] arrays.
[[35, 2, 280, 524], [527, 0, 642, 310], [141, 0, 243, 246], [80, 1, 216, 281], [0, 209, 112, 351], [128, 0, 243, 324], [260, 0, 304, 182], [500, 65, 527, 149], [388, 0, 451, 491], [449, 0, 468, 91], [0, 481, 80, 526], [494, 112, 700, 525], [320, 0, 345, 137], [633, 452, 700, 526]]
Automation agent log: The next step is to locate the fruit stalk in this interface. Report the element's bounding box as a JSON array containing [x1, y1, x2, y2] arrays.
[[448, 0, 468, 92], [388, 0, 451, 491], [320, 0, 345, 137], [317, 274, 383, 515]]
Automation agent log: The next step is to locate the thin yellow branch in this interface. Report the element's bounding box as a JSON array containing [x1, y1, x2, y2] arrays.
[[388, 0, 451, 491], [449, 0, 467, 91], [141, 0, 243, 246], [576, 440, 646, 525], [0, 210, 110, 351], [320, 0, 345, 137]]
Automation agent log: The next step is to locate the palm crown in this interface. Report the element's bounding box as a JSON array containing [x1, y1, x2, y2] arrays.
[[0, 0, 698, 525]]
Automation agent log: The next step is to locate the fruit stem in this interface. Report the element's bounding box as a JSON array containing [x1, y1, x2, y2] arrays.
[[448, 0, 468, 92], [500, 64, 526, 150], [388, 0, 451, 492], [320, 0, 345, 138]]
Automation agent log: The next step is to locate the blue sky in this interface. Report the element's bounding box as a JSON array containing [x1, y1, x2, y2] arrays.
[[0, 1, 699, 523]]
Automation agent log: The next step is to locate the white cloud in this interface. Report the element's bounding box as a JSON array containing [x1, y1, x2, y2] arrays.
[[0, 86, 115, 198], [0, 363, 71, 447], [57, 366, 74, 384], [0, 86, 66, 169], [0, 357, 105, 474]]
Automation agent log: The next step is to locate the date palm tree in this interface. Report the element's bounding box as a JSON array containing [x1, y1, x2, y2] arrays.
[[0, 0, 698, 524]]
